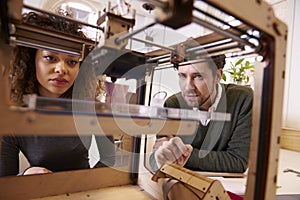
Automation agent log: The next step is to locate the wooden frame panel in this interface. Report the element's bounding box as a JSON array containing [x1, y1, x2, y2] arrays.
[[0, 0, 288, 199], [0, 167, 132, 200], [207, 1, 287, 199]]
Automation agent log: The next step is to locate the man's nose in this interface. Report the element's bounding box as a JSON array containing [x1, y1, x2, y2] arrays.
[[184, 77, 195, 90]]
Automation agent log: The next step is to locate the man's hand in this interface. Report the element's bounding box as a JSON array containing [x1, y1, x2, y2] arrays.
[[152, 136, 173, 151], [23, 167, 52, 175], [154, 137, 193, 168]]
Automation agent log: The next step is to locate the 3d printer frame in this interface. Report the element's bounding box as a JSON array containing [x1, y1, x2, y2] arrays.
[[0, 0, 287, 199]]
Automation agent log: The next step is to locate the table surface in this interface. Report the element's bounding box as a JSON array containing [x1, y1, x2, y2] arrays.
[[35, 185, 155, 200], [206, 149, 300, 196], [35, 149, 300, 200]]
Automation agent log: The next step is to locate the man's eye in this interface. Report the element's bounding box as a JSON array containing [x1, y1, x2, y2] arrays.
[[178, 74, 186, 79], [193, 74, 203, 80]]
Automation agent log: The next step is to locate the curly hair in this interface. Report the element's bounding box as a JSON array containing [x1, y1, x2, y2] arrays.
[[10, 12, 87, 104]]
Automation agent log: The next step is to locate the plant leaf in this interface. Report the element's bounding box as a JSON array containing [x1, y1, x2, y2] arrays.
[[222, 74, 227, 81], [235, 58, 244, 67]]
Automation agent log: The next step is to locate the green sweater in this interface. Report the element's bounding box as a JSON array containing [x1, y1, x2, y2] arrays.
[[156, 84, 253, 173]]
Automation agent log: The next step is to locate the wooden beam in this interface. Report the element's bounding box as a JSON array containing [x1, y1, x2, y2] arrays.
[[0, 167, 131, 200], [281, 128, 300, 152]]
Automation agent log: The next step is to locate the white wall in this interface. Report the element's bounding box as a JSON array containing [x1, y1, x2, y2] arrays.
[[150, 66, 180, 105], [282, 0, 300, 129]]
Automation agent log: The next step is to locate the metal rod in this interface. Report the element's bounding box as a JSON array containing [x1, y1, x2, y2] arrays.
[[186, 38, 233, 53], [131, 37, 175, 52], [146, 41, 245, 64], [192, 16, 257, 48], [114, 22, 156, 45], [146, 54, 171, 63], [130, 78, 146, 185], [15, 23, 95, 45], [12, 40, 81, 56], [147, 45, 244, 68], [192, 43, 243, 57], [193, 6, 259, 41], [193, 42, 241, 53]]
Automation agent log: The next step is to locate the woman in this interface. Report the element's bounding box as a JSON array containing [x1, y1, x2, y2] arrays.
[[0, 12, 115, 176]]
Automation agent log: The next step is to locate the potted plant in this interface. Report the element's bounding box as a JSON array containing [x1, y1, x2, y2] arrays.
[[222, 58, 254, 85]]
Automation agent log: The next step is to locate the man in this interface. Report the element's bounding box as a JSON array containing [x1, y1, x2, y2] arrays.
[[151, 55, 253, 173]]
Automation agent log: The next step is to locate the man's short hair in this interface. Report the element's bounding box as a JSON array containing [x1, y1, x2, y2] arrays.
[[211, 54, 226, 70]]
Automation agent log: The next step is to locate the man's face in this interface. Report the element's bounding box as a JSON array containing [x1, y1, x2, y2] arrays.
[[178, 61, 221, 110]]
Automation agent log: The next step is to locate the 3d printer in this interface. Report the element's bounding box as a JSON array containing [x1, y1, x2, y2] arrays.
[[0, 0, 287, 199]]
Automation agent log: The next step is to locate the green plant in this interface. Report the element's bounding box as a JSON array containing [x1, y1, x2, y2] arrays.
[[222, 58, 254, 84]]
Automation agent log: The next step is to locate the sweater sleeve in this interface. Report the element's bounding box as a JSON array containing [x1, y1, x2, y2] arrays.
[[0, 136, 20, 176], [185, 87, 253, 173]]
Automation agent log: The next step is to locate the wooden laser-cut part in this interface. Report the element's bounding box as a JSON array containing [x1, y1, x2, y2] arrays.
[[0, 0, 288, 199], [152, 162, 231, 200]]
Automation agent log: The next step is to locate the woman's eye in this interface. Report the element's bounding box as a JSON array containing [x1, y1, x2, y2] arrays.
[[68, 60, 79, 66], [43, 55, 55, 62]]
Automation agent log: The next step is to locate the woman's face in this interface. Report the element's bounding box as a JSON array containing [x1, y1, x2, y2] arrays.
[[35, 49, 80, 98]]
